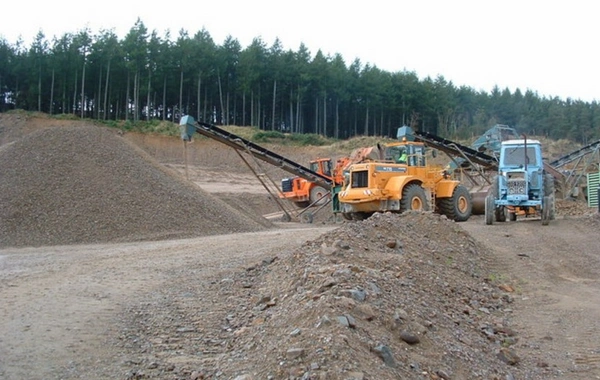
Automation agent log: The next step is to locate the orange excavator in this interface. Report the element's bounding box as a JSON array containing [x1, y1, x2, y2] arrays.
[[279, 147, 378, 208], [279, 157, 348, 208]]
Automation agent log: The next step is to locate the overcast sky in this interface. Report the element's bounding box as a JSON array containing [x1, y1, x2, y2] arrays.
[[2, 0, 597, 102]]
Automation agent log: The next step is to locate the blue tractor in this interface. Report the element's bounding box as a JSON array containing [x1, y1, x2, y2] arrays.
[[485, 137, 555, 225]]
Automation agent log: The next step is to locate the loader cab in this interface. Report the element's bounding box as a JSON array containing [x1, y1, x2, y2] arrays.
[[384, 142, 426, 167], [309, 158, 333, 178]]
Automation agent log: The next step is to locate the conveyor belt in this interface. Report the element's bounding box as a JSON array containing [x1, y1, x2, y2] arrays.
[[550, 139, 600, 168], [413, 130, 498, 169], [179, 116, 333, 190]]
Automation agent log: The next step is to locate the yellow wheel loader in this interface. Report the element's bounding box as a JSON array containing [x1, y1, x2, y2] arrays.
[[338, 127, 472, 222]]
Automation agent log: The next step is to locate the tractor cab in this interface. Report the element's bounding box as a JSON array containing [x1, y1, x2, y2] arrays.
[[485, 138, 554, 225], [500, 142, 541, 169]]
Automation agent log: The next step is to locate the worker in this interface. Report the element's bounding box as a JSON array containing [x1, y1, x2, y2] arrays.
[[397, 150, 407, 164]]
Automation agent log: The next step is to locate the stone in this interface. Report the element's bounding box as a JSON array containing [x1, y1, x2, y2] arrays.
[[286, 348, 305, 360], [371, 345, 396, 368], [497, 348, 520, 365], [399, 331, 420, 344]]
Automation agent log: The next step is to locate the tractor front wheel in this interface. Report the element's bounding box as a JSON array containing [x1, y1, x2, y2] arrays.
[[485, 195, 495, 225]]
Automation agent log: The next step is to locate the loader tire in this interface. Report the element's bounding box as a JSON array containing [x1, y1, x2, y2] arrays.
[[294, 201, 310, 208], [351, 212, 370, 220], [437, 185, 472, 222], [301, 212, 314, 224], [401, 184, 429, 212], [310, 186, 329, 206]]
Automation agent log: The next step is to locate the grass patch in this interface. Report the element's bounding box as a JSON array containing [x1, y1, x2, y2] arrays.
[[486, 272, 507, 283], [252, 130, 334, 146]]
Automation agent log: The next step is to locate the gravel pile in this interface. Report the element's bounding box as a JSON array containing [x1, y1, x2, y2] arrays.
[[555, 198, 595, 217], [120, 212, 548, 379], [0, 125, 272, 248]]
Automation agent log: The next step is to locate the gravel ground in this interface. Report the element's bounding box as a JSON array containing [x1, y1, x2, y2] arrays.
[[114, 211, 600, 379]]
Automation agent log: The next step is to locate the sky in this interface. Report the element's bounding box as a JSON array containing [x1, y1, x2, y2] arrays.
[[2, 0, 598, 102]]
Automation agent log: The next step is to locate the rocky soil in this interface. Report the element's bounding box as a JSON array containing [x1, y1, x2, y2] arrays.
[[117, 211, 528, 379], [1, 113, 599, 380]]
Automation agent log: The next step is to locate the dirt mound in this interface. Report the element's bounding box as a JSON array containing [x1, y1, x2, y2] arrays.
[[555, 198, 595, 217], [0, 125, 272, 248], [121, 212, 538, 379]]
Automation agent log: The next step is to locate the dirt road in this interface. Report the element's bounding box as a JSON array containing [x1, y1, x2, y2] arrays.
[[2, 213, 599, 379], [0, 224, 337, 379], [461, 214, 600, 378]]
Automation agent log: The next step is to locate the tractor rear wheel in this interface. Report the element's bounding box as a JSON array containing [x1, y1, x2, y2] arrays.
[[437, 185, 472, 222], [544, 174, 555, 196], [542, 196, 551, 225], [544, 174, 556, 220], [401, 184, 429, 212]]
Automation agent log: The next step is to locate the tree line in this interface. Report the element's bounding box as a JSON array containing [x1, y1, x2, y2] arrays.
[[1, 19, 599, 144]]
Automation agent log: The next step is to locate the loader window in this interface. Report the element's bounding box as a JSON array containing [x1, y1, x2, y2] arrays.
[[310, 160, 333, 176], [310, 161, 319, 172], [384, 146, 402, 163], [323, 160, 332, 176], [411, 146, 426, 166]]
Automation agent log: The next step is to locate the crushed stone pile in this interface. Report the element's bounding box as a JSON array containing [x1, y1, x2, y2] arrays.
[[120, 212, 550, 379], [0, 125, 272, 248], [555, 198, 595, 217]]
